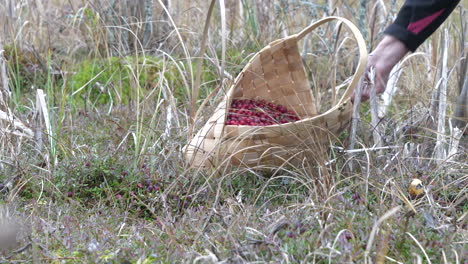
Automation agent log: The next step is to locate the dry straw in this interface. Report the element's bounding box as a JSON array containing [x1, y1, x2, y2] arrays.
[[184, 16, 368, 169]]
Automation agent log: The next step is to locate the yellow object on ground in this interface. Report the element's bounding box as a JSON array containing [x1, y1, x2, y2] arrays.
[[408, 179, 425, 199]]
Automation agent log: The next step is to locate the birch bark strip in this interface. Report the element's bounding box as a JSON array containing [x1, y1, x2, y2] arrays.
[[379, 61, 402, 118], [0, 110, 33, 138], [434, 29, 449, 163], [0, 49, 10, 105], [36, 89, 52, 146], [447, 125, 462, 162], [369, 68, 382, 149], [453, 66, 468, 130], [348, 76, 365, 171]]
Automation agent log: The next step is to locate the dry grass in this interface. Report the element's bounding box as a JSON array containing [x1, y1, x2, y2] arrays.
[[0, 0, 466, 263]]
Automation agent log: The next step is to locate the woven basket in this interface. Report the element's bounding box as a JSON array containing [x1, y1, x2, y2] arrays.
[[184, 16, 368, 169]]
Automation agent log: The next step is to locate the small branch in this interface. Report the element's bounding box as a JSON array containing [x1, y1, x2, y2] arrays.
[[5, 243, 32, 260], [334, 145, 398, 153]]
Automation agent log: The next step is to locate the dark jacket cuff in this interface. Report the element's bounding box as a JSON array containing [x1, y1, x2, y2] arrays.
[[384, 24, 421, 52]]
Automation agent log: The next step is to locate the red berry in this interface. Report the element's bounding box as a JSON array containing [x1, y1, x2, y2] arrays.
[[344, 231, 352, 240], [227, 99, 299, 126]]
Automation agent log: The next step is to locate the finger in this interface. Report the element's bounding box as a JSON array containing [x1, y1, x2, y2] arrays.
[[360, 85, 370, 102]]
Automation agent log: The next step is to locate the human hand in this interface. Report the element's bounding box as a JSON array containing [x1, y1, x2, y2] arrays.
[[352, 35, 409, 102]]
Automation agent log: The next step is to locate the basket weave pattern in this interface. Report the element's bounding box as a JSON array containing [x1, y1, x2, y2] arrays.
[[234, 37, 317, 118], [185, 17, 368, 168]]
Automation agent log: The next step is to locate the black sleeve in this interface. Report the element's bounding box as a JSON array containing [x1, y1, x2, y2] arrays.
[[384, 0, 460, 52]]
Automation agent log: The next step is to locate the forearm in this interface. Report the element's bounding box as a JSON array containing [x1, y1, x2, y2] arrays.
[[371, 36, 409, 72], [384, 0, 460, 52]]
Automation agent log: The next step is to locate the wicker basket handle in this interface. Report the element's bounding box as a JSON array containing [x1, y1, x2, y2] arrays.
[[296, 16, 368, 105]]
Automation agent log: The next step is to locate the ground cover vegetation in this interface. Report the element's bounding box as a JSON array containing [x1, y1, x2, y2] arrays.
[[0, 0, 466, 263]]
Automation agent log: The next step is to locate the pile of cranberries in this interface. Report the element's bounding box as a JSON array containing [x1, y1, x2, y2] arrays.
[[226, 99, 300, 126]]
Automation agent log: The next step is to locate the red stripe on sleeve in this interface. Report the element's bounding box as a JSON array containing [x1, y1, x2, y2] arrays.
[[407, 8, 445, 34]]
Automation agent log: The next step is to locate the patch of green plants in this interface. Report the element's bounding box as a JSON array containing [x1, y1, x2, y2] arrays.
[[51, 157, 161, 202], [53, 157, 130, 200], [69, 56, 158, 106], [357, 101, 372, 124], [68, 55, 222, 109]]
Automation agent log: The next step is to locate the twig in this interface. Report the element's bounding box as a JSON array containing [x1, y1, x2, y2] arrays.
[[335, 145, 398, 153], [5, 243, 32, 259]]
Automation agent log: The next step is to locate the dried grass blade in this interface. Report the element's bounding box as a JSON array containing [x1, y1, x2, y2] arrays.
[[219, 0, 226, 85], [190, 0, 217, 139], [406, 232, 432, 264], [364, 206, 401, 262]]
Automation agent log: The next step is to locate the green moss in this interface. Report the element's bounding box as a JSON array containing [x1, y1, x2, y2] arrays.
[[69, 56, 160, 106], [68, 55, 222, 109]]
